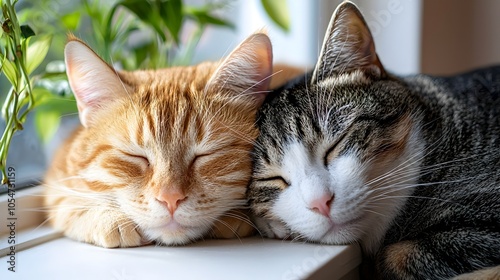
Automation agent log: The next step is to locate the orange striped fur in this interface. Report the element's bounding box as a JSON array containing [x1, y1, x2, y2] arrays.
[[43, 32, 299, 247]]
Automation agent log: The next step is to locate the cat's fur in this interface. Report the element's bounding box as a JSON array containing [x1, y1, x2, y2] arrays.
[[43, 32, 297, 248], [248, 2, 500, 279]]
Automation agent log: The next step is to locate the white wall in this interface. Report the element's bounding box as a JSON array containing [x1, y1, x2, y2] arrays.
[[191, 0, 322, 69], [191, 0, 422, 75], [354, 0, 422, 75]]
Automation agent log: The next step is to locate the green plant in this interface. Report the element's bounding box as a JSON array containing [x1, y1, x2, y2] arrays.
[[0, 0, 51, 183], [261, 0, 290, 32]]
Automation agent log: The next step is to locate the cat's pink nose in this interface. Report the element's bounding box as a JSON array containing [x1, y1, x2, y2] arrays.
[[309, 194, 334, 217], [156, 190, 187, 215]]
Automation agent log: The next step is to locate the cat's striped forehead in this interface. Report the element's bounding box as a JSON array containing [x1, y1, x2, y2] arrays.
[[86, 62, 259, 181], [254, 83, 358, 165], [120, 63, 229, 143], [66, 66, 259, 199], [253, 73, 411, 172], [134, 80, 205, 145]]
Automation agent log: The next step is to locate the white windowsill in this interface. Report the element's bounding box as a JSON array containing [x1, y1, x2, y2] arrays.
[[1, 188, 362, 280]]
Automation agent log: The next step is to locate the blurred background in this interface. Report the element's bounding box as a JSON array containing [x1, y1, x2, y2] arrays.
[[2, 0, 500, 190], [197, 0, 500, 75]]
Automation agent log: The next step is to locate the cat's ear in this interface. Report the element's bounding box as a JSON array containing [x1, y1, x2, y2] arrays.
[[311, 1, 386, 84], [65, 38, 129, 127], [205, 32, 273, 106]]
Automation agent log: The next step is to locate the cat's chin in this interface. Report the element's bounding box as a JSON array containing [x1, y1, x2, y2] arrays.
[[309, 212, 392, 254], [312, 216, 366, 245], [160, 220, 184, 231], [144, 221, 209, 246]]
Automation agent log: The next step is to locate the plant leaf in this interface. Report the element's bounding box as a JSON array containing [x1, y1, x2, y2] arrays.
[[20, 25, 36, 38], [32, 87, 54, 106], [33, 91, 78, 143], [132, 42, 153, 68], [118, 0, 167, 42], [34, 108, 61, 143], [184, 7, 233, 28], [118, 0, 152, 21], [1, 58, 18, 87], [159, 0, 183, 44], [261, 0, 290, 32], [26, 35, 52, 74], [61, 10, 82, 30]]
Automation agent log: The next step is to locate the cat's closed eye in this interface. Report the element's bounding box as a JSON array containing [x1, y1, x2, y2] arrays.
[[121, 151, 150, 168], [255, 176, 290, 189], [324, 131, 349, 166], [191, 153, 213, 166]]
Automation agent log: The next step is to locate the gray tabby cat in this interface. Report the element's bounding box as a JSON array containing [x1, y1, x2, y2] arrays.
[[248, 2, 500, 279]]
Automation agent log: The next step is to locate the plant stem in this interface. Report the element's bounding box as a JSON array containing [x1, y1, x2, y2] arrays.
[[0, 0, 36, 184]]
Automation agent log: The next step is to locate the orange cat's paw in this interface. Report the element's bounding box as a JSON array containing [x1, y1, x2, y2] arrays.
[[66, 211, 148, 248], [94, 217, 144, 248]]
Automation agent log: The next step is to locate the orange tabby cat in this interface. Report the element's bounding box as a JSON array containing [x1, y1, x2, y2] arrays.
[[44, 32, 289, 248]]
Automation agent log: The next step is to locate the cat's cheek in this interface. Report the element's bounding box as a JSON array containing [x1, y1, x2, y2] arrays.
[[270, 189, 325, 239], [271, 182, 367, 244]]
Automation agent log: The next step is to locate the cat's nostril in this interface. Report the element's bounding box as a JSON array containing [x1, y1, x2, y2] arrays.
[[156, 191, 187, 215], [309, 194, 334, 217]]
